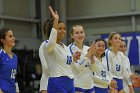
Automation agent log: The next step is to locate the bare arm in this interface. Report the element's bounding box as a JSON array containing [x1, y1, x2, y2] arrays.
[[0, 88, 3, 93]]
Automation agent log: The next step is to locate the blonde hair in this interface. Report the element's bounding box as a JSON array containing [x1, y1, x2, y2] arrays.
[[107, 32, 121, 47]]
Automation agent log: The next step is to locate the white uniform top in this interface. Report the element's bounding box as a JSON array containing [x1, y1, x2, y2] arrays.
[[105, 49, 131, 85], [68, 43, 94, 89], [39, 41, 49, 91], [93, 56, 111, 88], [42, 28, 74, 79], [15, 82, 19, 92], [123, 56, 132, 93]]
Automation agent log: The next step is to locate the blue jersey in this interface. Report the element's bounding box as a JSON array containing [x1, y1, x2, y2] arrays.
[[0, 49, 18, 93]]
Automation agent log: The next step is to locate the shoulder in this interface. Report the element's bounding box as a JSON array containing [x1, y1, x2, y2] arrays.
[[124, 56, 129, 61], [82, 45, 89, 53], [0, 49, 4, 56], [123, 55, 130, 63], [43, 40, 49, 44], [105, 48, 111, 55], [68, 43, 76, 51], [105, 49, 114, 61], [105, 48, 110, 52], [62, 43, 68, 49], [118, 51, 125, 57], [11, 52, 18, 62], [68, 43, 78, 54], [39, 40, 48, 49], [68, 43, 74, 48], [0, 49, 4, 53], [13, 53, 18, 59], [0, 49, 3, 61], [39, 41, 48, 55]]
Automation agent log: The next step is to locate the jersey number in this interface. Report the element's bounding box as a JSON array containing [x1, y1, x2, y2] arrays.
[[116, 64, 121, 71], [11, 69, 16, 79], [66, 56, 72, 65], [101, 71, 106, 77]]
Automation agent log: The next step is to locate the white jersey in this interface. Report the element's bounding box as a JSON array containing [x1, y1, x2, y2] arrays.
[[42, 28, 74, 79], [39, 73, 48, 91], [105, 49, 131, 84], [93, 56, 111, 88], [39, 41, 49, 91], [68, 43, 94, 89], [123, 56, 132, 93], [15, 82, 19, 92]]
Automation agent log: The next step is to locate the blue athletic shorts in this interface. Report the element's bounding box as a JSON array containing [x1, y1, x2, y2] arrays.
[[113, 78, 123, 91], [75, 87, 95, 93], [47, 76, 75, 93], [94, 86, 108, 93], [1, 88, 16, 93], [1, 90, 15, 93]]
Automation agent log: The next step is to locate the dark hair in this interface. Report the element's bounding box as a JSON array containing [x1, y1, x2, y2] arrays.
[[43, 18, 63, 39], [120, 38, 127, 46], [94, 38, 106, 57], [0, 28, 11, 47]]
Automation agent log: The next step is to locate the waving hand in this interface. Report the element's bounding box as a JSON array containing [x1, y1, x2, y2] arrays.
[[49, 6, 59, 30]]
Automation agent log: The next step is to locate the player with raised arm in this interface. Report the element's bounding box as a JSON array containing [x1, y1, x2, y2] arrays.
[[39, 6, 81, 93]]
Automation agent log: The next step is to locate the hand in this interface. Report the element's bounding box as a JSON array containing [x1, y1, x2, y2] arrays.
[[49, 6, 59, 21], [87, 42, 96, 58], [41, 90, 48, 93], [73, 51, 81, 62], [129, 85, 134, 93], [130, 90, 134, 93], [109, 88, 118, 93], [110, 79, 118, 89], [90, 54, 95, 64], [49, 6, 59, 29]]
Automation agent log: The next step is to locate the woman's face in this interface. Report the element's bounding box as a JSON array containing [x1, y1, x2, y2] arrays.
[[110, 34, 121, 48], [95, 40, 105, 56], [57, 22, 66, 40], [119, 41, 126, 53], [71, 26, 85, 44], [3, 30, 15, 48]]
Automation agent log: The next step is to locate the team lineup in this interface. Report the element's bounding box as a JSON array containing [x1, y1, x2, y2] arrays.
[[0, 6, 139, 93], [38, 6, 135, 93]]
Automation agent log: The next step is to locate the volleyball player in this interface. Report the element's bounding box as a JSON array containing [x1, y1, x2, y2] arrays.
[[89, 39, 117, 93], [68, 25, 95, 93], [0, 28, 19, 93], [39, 41, 49, 93], [119, 39, 134, 93], [105, 32, 131, 93], [40, 6, 81, 93]]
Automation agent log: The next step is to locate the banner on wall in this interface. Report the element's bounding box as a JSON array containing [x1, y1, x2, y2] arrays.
[[101, 32, 140, 65]]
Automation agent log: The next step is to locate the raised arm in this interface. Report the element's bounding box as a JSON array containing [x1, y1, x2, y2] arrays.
[[49, 6, 59, 30], [45, 6, 59, 52]]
